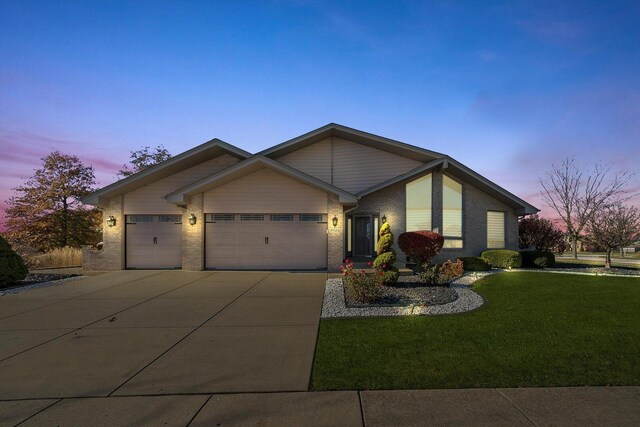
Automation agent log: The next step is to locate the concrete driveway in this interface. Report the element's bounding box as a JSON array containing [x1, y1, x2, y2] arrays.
[[0, 271, 364, 426]]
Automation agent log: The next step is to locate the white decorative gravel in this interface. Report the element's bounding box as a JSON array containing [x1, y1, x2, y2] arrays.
[[322, 272, 492, 318], [0, 276, 83, 296]]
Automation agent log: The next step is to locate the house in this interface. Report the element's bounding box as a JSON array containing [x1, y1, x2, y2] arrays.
[[82, 124, 538, 271]]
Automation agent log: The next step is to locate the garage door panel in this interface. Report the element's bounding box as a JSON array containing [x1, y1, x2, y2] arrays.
[[126, 215, 182, 269], [206, 214, 327, 270]]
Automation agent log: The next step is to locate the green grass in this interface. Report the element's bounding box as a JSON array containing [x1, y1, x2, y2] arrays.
[[555, 258, 640, 270], [311, 272, 640, 390]]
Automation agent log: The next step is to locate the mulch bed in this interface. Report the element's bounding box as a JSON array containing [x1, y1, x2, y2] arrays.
[[344, 276, 458, 307]]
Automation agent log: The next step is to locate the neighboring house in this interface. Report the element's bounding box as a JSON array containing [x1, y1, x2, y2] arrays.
[[82, 124, 538, 271]]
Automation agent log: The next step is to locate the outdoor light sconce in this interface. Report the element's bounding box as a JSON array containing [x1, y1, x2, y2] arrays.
[[106, 215, 116, 227], [381, 214, 387, 224], [188, 213, 197, 226], [332, 215, 338, 227]]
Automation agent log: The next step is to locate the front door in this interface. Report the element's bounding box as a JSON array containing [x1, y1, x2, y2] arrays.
[[354, 216, 372, 257]]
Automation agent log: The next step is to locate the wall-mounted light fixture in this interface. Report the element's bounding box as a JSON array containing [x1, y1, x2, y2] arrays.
[[332, 215, 338, 227], [381, 214, 387, 224], [106, 215, 116, 227], [188, 213, 197, 226]]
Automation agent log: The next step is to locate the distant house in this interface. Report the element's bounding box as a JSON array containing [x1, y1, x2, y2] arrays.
[[82, 124, 538, 271]]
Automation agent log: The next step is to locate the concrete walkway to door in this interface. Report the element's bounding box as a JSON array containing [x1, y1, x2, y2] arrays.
[[1, 271, 638, 426]]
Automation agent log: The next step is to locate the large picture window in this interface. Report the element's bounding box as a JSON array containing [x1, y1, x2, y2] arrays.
[[442, 175, 463, 248], [406, 174, 432, 232], [487, 211, 506, 249]]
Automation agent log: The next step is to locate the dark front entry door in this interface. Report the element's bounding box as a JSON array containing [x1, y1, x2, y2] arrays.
[[354, 216, 372, 257]]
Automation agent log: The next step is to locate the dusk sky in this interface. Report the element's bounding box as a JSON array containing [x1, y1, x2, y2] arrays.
[[1, 0, 639, 229]]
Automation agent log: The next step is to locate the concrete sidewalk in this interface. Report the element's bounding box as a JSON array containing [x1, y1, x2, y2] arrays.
[[2, 386, 638, 426]]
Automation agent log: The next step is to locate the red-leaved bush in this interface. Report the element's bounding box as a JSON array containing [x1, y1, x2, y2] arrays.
[[397, 230, 444, 264]]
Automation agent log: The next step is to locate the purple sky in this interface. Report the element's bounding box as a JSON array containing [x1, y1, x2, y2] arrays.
[[1, 1, 639, 230]]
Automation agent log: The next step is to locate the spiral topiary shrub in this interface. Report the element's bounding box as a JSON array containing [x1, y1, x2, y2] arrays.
[[0, 235, 29, 287], [373, 223, 399, 285], [398, 230, 444, 267]]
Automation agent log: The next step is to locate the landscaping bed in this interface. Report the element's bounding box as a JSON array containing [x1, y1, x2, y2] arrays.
[[312, 272, 640, 390], [345, 276, 458, 307]]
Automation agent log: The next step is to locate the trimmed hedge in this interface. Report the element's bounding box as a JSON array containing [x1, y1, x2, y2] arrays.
[[520, 250, 555, 268], [481, 250, 522, 269], [459, 256, 492, 271], [0, 235, 28, 287]]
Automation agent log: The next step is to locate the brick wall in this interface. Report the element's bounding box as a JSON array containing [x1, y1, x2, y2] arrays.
[[327, 194, 344, 272], [82, 195, 125, 271], [351, 170, 520, 266], [182, 193, 204, 271]]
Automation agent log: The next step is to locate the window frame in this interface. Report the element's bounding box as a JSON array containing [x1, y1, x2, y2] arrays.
[[486, 210, 506, 249], [441, 174, 464, 250]]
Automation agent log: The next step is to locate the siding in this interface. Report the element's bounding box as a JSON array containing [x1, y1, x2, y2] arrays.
[[203, 168, 328, 213], [332, 138, 423, 193], [124, 154, 239, 214], [275, 137, 424, 193], [278, 138, 332, 182]]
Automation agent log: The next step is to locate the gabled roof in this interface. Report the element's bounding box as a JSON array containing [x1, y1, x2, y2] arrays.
[[165, 155, 358, 205], [258, 123, 445, 163], [357, 156, 539, 215], [82, 139, 251, 206]]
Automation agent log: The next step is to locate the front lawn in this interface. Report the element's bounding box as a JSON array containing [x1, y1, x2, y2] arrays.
[[311, 272, 640, 390]]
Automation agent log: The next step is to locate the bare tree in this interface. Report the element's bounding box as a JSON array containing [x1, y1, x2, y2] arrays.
[[585, 204, 640, 268], [540, 158, 632, 259]]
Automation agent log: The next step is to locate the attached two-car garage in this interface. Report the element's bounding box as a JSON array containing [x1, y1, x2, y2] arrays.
[[205, 213, 327, 270], [202, 168, 330, 270]]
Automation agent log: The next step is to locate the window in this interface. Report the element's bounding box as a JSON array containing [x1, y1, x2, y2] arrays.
[[270, 214, 293, 221], [300, 214, 323, 222], [158, 215, 181, 223], [208, 213, 235, 222], [347, 217, 352, 252], [240, 214, 264, 221], [126, 215, 153, 224], [442, 175, 463, 248], [406, 174, 432, 231], [487, 211, 505, 249]]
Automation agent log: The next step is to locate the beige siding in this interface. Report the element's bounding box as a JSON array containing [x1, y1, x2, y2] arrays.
[[124, 155, 239, 214], [278, 138, 332, 182], [275, 137, 424, 193], [203, 168, 328, 213], [333, 138, 423, 193]]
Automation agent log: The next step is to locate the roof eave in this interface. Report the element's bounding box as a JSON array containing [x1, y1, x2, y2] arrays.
[[166, 156, 358, 205], [82, 139, 251, 206]]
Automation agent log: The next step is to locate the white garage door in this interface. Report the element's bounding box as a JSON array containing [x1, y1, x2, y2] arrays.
[[205, 213, 327, 270], [126, 215, 182, 269]]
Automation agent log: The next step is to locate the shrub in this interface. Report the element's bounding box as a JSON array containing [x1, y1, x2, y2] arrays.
[[340, 260, 383, 303], [459, 256, 491, 271], [418, 259, 464, 285], [398, 230, 444, 265], [519, 215, 566, 252], [373, 223, 399, 285], [520, 250, 555, 268], [481, 250, 522, 269], [0, 234, 29, 287]]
